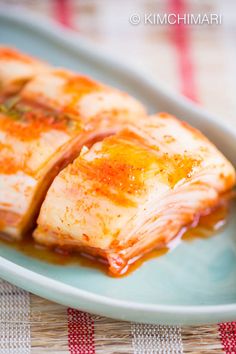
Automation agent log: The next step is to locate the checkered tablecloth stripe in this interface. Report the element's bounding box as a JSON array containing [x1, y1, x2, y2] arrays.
[[0, 0, 235, 353], [0, 283, 234, 353]]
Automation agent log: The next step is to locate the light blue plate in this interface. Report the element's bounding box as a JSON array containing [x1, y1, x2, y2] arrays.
[[0, 9, 235, 325]]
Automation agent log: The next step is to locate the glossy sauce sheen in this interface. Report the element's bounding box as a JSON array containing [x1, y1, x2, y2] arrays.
[[0, 201, 231, 277]]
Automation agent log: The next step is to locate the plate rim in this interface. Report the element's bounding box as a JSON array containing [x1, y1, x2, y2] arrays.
[[0, 8, 236, 325], [0, 256, 236, 322]]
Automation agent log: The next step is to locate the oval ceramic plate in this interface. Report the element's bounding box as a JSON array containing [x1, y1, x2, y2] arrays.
[[0, 9, 236, 325]]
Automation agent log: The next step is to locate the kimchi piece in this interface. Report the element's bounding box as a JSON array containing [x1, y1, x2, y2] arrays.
[[34, 113, 236, 275], [0, 49, 146, 240], [0, 47, 48, 99]]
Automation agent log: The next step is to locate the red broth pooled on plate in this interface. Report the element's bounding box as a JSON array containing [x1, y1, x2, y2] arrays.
[[0, 199, 232, 277]]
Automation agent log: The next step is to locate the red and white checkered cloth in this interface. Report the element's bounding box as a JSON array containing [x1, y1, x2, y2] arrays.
[[0, 0, 236, 353]]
